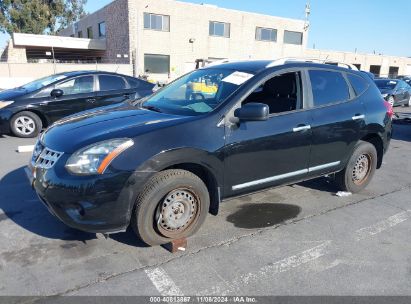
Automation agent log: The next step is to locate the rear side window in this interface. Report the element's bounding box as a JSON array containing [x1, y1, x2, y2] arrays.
[[347, 73, 369, 96], [309, 70, 350, 107], [127, 77, 152, 89], [99, 75, 127, 91]]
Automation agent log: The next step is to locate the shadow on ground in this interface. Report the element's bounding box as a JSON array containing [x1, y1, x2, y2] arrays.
[[0, 166, 148, 247]]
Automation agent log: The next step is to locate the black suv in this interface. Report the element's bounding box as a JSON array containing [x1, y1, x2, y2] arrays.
[[27, 60, 393, 246]]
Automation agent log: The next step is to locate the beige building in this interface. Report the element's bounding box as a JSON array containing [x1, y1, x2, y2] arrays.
[[3, 0, 411, 81]]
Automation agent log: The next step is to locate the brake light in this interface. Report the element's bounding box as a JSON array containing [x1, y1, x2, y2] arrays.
[[383, 100, 393, 119]]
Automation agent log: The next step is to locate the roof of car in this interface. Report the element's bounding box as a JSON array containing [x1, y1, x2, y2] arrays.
[[204, 60, 366, 75], [59, 70, 131, 78]]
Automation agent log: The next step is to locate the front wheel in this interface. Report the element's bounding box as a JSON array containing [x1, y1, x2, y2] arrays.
[[10, 111, 42, 138], [334, 141, 378, 193], [131, 169, 210, 246], [387, 96, 395, 107]]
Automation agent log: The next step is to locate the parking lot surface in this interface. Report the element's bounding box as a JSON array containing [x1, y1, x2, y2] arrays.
[[0, 108, 411, 297]]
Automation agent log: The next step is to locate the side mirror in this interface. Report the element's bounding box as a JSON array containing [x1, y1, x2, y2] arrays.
[[234, 103, 269, 122], [50, 89, 64, 98]]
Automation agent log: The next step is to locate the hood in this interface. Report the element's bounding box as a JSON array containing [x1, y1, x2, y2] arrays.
[[42, 104, 187, 153], [0, 88, 28, 101]]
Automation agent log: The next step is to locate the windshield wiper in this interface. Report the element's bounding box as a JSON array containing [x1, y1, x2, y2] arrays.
[[141, 105, 163, 113]]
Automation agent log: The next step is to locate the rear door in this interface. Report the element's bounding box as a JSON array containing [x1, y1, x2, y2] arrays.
[[305, 69, 367, 178], [91, 74, 134, 109]]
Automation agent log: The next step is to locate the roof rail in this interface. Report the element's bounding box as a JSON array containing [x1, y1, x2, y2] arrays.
[[266, 57, 359, 71]]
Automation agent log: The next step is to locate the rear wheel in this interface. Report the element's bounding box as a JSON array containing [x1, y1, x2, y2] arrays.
[[404, 95, 411, 107], [335, 141, 377, 193], [131, 169, 210, 246], [10, 111, 42, 138]]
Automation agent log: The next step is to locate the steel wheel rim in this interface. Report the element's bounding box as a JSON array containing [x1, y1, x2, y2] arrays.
[[408, 96, 411, 106], [156, 188, 200, 238], [352, 153, 372, 186], [388, 97, 395, 107], [14, 116, 35, 135]]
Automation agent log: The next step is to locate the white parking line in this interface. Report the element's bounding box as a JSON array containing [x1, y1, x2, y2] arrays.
[[201, 241, 332, 295], [17, 145, 34, 153], [145, 267, 183, 296], [355, 210, 411, 241]]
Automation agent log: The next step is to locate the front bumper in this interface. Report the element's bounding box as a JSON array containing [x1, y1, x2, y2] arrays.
[[26, 156, 153, 234]]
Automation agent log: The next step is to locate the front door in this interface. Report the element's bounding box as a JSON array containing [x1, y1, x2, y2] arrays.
[[224, 71, 313, 197], [40, 75, 96, 123]]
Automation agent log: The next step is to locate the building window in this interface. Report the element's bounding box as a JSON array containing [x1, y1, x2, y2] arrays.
[[353, 63, 361, 70], [256, 27, 277, 42], [78, 31, 83, 38], [144, 13, 170, 31], [369, 65, 381, 76], [87, 26, 93, 39], [209, 21, 230, 38], [389, 66, 399, 78], [98, 22, 106, 38], [144, 54, 170, 74], [284, 30, 303, 45]]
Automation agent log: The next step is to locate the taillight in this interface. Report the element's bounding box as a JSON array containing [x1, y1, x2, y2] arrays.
[[383, 100, 393, 119]]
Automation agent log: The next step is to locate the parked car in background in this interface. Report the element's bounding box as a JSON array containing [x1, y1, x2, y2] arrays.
[[28, 60, 392, 246], [374, 79, 411, 107], [0, 71, 155, 138]]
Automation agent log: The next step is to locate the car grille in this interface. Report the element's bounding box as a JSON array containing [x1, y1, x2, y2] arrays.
[[31, 141, 63, 170]]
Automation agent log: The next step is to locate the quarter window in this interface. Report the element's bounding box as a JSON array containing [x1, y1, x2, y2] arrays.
[[98, 22, 106, 37], [284, 30, 303, 45], [309, 70, 350, 107], [144, 54, 170, 74], [347, 73, 369, 96], [256, 27, 277, 42], [209, 21, 230, 38], [144, 13, 170, 31], [55, 76, 94, 95], [99, 75, 127, 91]]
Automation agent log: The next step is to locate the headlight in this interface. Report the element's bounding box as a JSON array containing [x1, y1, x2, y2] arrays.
[[381, 94, 389, 98], [0, 101, 14, 109], [65, 138, 134, 175]]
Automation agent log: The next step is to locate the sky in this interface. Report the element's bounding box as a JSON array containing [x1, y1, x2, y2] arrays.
[[1, 0, 410, 57]]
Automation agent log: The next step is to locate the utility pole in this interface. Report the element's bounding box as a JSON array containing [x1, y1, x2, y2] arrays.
[[304, 0, 311, 31]]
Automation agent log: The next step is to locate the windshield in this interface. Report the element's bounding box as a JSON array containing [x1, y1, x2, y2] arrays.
[[19, 74, 68, 92], [142, 68, 254, 116], [375, 80, 397, 90]]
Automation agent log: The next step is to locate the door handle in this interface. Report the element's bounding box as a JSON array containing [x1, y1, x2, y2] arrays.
[[86, 98, 96, 103], [352, 114, 365, 121], [293, 125, 311, 132]]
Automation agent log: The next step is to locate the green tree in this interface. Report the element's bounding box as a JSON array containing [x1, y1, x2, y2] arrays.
[[0, 0, 87, 35]]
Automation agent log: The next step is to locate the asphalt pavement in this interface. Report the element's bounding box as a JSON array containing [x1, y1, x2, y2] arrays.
[[0, 108, 411, 298]]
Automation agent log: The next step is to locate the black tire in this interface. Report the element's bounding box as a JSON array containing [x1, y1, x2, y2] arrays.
[[387, 96, 395, 107], [131, 169, 210, 246], [335, 141, 377, 193], [10, 111, 42, 138], [404, 96, 411, 107]]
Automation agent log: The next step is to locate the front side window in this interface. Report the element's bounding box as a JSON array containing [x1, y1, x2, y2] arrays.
[[144, 13, 170, 31], [284, 30, 303, 45], [142, 68, 254, 116], [209, 21, 230, 38], [309, 70, 350, 107], [55, 76, 94, 95], [242, 72, 302, 114], [87, 27, 93, 39], [256, 27, 277, 42], [98, 22, 106, 37], [99, 75, 127, 91], [144, 54, 170, 74]]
